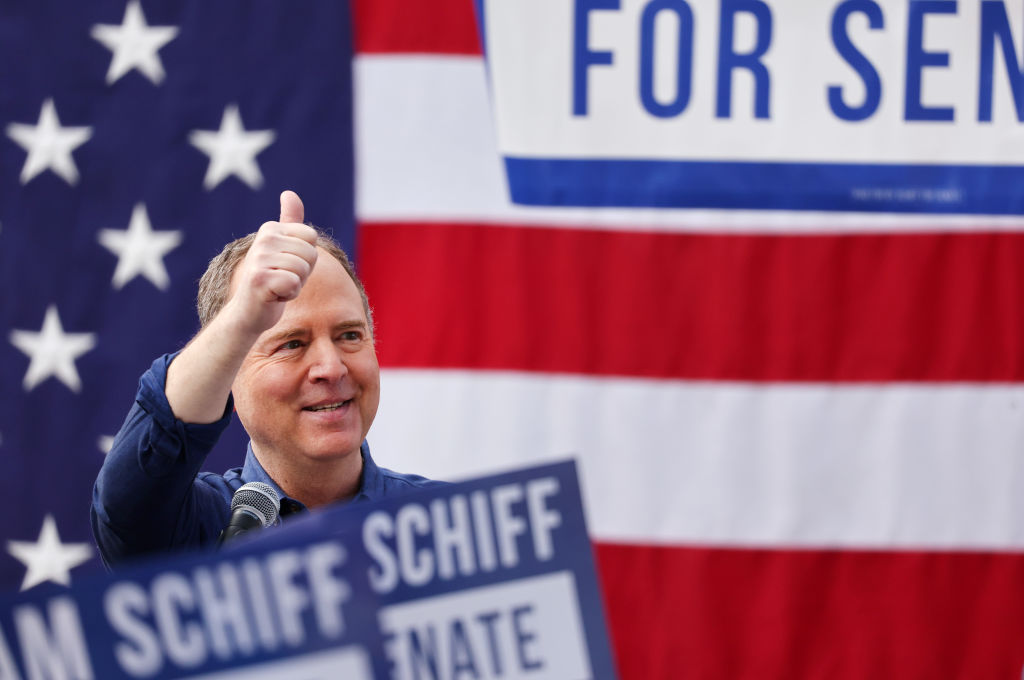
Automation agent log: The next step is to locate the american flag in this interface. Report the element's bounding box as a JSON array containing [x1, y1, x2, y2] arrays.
[[354, 0, 1024, 678], [5, 0, 1024, 678], [0, 0, 354, 585]]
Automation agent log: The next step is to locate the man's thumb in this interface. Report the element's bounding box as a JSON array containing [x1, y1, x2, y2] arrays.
[[279, 190, 304, 224]]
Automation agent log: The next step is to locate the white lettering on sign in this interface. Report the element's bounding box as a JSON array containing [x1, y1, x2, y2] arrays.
[[379, 572, 591, 680], [1, 597, 94, 680], [0, 622, 22, 680], [104, 541, 351, 678], [194, 564, 254, 660], [364, 478, 563, 595]]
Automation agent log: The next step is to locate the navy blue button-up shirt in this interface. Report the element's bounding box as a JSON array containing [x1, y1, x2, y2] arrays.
[[91, 354, 441, 567]]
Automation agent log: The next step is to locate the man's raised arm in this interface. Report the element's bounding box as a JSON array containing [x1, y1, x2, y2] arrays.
[[165, 190, 318, 423]]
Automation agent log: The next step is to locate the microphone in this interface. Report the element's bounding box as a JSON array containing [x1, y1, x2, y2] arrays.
[[218, 482, 280, 546]]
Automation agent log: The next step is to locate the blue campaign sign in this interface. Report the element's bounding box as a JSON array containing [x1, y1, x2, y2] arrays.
[[0, 532, 385, 679], [256, 459, 618, 680], [0, 461, 616, 680], [475, 0, 1024, 214]]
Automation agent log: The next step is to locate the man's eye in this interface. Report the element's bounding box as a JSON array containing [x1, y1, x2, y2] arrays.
[[341, 331, 362, 342], [280, 340, 303, 351]]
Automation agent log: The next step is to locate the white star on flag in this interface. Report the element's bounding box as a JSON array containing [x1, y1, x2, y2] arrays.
[[98, 435, 115, 455], [5, 99, 93, 185], [98, 203, 183, 290], [7, 515, 93, 591], [189, 104, 276, 190], [9, 305, 97, 392], [91, 0, 180, 85]]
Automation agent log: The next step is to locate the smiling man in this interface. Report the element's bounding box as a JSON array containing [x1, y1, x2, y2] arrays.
[[91, 191, 439, 566]]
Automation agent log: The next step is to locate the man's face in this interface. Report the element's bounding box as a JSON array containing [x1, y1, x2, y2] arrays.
[[231, 250, 380, 470]]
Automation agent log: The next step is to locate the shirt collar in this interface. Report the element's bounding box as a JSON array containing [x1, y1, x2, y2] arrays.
[[241, 440, 381, 512], [355, 440, 384, 501]]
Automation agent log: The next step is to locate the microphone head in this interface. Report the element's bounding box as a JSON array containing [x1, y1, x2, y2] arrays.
[[231, 481, 280, 528]]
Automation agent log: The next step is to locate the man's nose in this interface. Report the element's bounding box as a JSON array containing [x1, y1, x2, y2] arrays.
[[306, 338, 348, 381]]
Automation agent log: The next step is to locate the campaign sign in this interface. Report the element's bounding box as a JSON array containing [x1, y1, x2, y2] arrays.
[[0, 461, 615, 680], [257, 459, 617, 680], [476, 0, 1024, 213], [0, 532, 384, 679]]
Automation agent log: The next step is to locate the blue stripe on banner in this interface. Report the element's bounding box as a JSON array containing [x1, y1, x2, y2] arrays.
[[504, 157, 1024, 214]]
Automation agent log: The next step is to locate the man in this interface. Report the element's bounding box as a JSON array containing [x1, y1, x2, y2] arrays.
[[91, 191, 439, 566]]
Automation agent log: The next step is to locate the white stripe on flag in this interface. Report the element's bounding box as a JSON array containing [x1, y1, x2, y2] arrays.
[[372, 368, 1024, 549], [355, 55, 1024, 233]]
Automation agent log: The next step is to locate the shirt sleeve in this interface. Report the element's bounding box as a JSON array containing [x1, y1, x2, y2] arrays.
[[90, 353, 233, 567]]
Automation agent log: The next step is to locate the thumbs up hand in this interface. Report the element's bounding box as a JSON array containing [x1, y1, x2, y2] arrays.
[[227, 190, 320, 336]]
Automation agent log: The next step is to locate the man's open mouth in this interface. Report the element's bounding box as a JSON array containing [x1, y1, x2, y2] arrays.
[[303, 399, 352, 412]]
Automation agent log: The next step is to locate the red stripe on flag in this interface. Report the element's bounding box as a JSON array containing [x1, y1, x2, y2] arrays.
[[358, 222, 1024, 382], [595, 543, 1024, 679], [351, 0, 482, 55]]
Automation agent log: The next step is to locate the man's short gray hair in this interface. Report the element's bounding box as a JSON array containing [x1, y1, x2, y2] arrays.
[[196, 230, 373, 333]]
